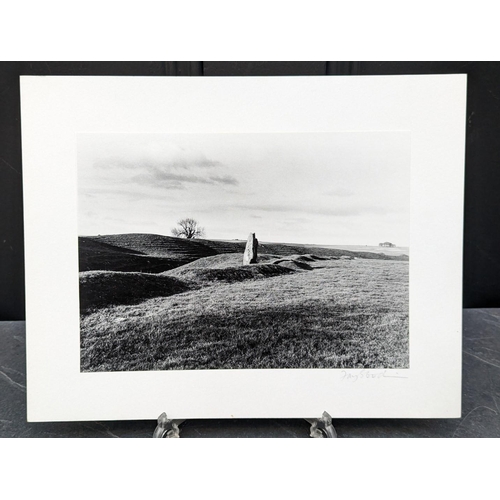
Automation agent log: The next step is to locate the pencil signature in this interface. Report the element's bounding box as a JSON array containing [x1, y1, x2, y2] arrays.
[[340, 369, 408, 382]]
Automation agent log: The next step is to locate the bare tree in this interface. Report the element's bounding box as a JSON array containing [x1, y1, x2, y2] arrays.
[[171, 218, 205, 239]]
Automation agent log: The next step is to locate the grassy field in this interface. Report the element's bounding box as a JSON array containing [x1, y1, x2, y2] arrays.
[[304, 243, 410, 257], [79, 234, 217, 273], [79, 233, 407, 273], [79, 236, 409, 371]]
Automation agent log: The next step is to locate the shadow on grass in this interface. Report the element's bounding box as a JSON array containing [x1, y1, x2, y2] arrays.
[[81, 300, 409, 372], [79, 271, 191, 313]]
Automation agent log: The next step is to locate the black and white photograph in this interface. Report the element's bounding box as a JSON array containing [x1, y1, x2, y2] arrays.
[[20, 74, 465, 421], [78, 132, 410, 372]]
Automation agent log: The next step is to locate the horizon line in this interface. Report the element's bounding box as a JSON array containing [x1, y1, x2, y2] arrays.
[[78, 231, 410, 249]]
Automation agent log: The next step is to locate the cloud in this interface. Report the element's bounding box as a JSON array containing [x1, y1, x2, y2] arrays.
[[229, 202, 396, 217], [91, 148, 238, 191], [93, 155, 222, 172], [80, 187, 185, 201], [132, 168, 238, 188], [259, 204, 362, 216], [208, 175, 238, 186], [233, 203, 356, 215], [179, 158, 222, 169]]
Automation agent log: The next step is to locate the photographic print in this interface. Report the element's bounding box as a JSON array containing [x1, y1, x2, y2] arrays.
[[78, 132, 410, 372], [21, 75, 465, 421]]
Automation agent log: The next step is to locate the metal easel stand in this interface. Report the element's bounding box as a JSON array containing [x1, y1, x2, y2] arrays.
[[153, 411, 337, 438], [305, 411, 337, 438], [153, 412, 185, 438]]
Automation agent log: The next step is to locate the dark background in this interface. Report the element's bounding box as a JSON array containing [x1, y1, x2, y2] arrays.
[[1, 61, 498, 320]]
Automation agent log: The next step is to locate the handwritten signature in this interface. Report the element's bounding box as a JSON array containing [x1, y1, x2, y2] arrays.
[[340, 369, 408, 382]]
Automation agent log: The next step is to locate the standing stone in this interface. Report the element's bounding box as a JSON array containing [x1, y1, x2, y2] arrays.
[[243, 233, 258, 265]]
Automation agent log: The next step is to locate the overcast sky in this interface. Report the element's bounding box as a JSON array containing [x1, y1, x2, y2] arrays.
[[77, 132, 410, 246]]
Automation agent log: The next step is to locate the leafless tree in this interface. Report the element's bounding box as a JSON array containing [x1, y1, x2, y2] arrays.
[[171, 218, 205, 239]]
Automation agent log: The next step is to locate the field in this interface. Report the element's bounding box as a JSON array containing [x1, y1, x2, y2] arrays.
[[79, 234, 409, 372], [304, 243, 410, 257]]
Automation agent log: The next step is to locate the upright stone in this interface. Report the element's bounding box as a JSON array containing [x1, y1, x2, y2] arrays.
[[243, 233, 258, 265]]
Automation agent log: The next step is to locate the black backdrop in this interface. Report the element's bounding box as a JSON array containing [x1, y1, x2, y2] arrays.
[[1, 61, 498, 320]]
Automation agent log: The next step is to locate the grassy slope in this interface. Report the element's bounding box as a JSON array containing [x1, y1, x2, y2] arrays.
[[91, 233, 217, 258], [200, 238, 409, 261], [260, 242, 408, 261], [81, 258, 409, 372], [79, 233, 408, 274], [79, 271, 191, 313], [79, 237, 189, 273], [79, 254, 312, 312], [79, 234, 218, 273]]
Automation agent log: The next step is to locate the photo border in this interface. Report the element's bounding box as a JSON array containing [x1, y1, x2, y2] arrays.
[[21, 75, 466, 421]]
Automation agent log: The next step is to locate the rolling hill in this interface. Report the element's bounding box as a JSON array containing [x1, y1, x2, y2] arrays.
[[79, 233, 410, 371], [79, 270, 191, 313], [197, 237, 409, 261], [91, 233, 219, 258], [79, 234, 218, 273], [79, 233, 409, 274], [80, 250, 354, 312]]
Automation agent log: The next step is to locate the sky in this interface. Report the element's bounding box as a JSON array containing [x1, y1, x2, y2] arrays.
[[77, 132, 410, 246]]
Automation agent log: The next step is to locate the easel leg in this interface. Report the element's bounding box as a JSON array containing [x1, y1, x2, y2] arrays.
[[153, 412, 185, 438], [305, 411, 337, 438], [153, 412, 337, 437]]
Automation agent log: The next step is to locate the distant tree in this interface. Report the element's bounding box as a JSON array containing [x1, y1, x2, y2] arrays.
[[171, 218, 205, 239]]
